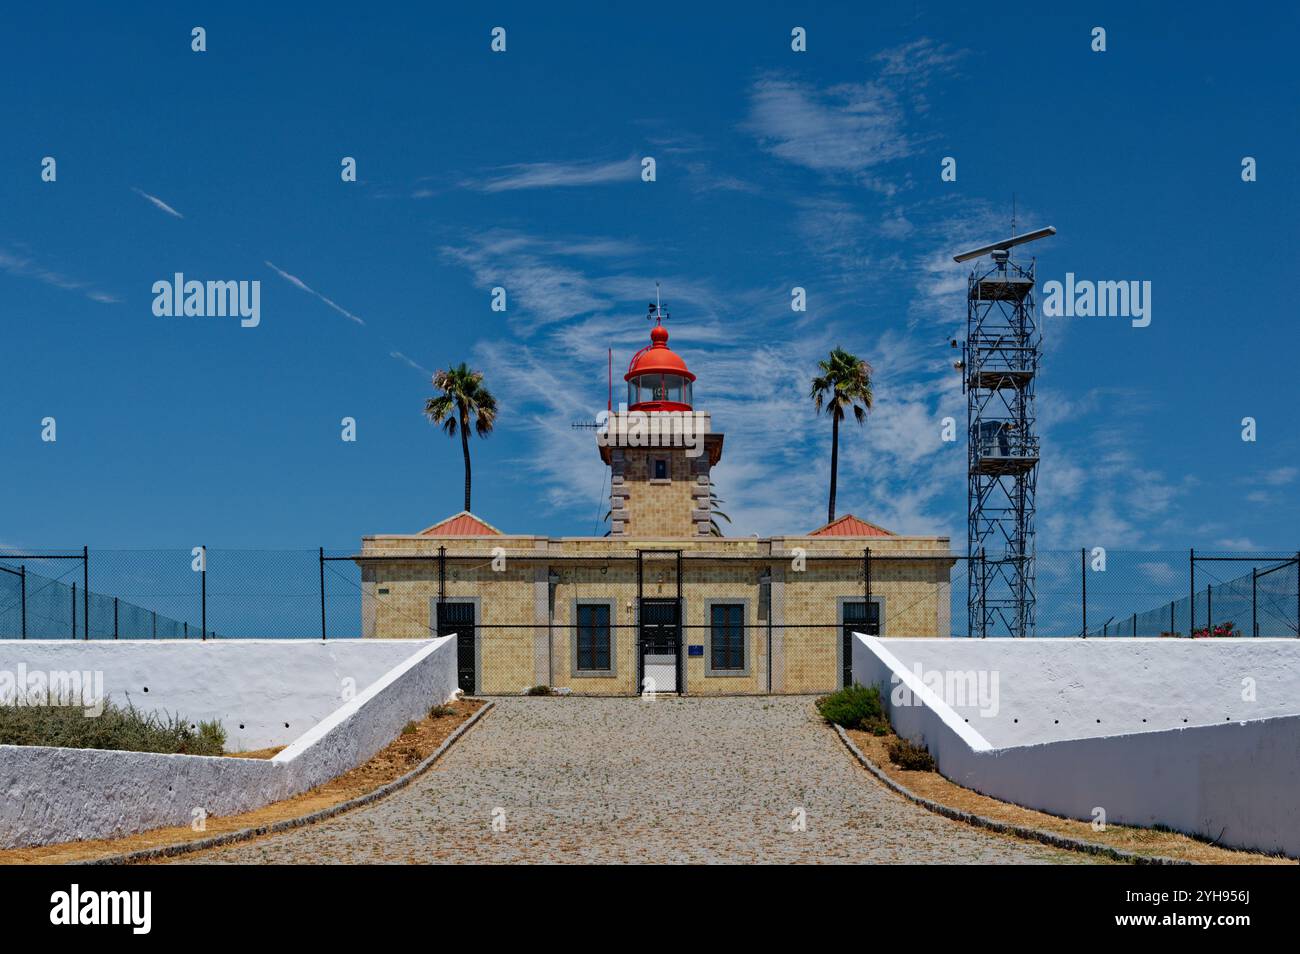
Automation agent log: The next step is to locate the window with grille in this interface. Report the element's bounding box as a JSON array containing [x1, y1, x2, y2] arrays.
[[710, 603, 744, 671], [576, 603, 611, 672]]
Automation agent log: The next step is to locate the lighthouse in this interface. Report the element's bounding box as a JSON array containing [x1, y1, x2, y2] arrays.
[[599, 302, 724, 537]]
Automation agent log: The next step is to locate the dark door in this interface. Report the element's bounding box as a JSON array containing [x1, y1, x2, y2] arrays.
[[841, 601, 880, 688], [639, 598, 681, 693], [436, 601, 476, 694]]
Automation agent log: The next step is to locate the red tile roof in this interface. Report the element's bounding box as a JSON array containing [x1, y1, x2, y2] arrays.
[[807, 514, 895, 537], [418, 511, 502, 536]]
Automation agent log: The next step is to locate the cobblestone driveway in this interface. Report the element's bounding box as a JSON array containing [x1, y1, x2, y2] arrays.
[[183, 696, 1093, 864]]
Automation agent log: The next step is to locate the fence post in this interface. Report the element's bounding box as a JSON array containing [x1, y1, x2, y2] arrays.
[[980, 548, 987, 639], [113, 597, 119, 639], [319, 547, 327, 640], [1295, 551, 1299, 639], [201, 545, 207, 640], [152, 609, 157, 640], [1189, 548, 1195, 636], [19, 565, 26, 639], [1207, 584, 1213, 635], [1252, 568, 1258, 637], [863, 547, 871, 607], [1132, 612, 1136, 637], [184, 621, 188, 639], [1170, 600, 1175, 637], [82, 545, 89, 640], [1080, 547, 1087, 637], [438, 545, 447, 609]]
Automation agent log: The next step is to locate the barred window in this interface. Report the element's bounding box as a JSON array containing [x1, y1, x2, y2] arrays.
[[576, 603, 611, 672], [710, 603, 744, 671]]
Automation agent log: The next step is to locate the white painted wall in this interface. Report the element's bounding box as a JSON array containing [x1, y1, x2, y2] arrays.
[[0, 639, 427, 750], [863, 637, 1300, 747], [852, 635, 1300, 858], [0, 637, 459, 848]]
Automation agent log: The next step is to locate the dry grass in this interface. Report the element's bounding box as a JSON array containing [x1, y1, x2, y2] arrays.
[[223, 746, 284, 760], [845, 727, 1295, 866], [0, 701, 225, 756], [0, 698, 484, 865]]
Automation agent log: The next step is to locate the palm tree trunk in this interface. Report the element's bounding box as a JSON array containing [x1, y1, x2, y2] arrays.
[[828, 413, 839, 524], [460, 412, 472, 512]]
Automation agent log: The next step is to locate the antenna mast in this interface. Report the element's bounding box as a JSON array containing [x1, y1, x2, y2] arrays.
[[952, 224, 1054, 638]]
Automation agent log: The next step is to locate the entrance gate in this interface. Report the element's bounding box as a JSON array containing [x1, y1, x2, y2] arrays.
[[637, 550, 682, 694], [842, 601, 880, 688], [436, 601, 476, 694]]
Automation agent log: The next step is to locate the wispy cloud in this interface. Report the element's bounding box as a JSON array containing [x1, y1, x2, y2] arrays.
[[445, 226, 964, 537], [873, 38, 964, 96], [1259, 466, 1297, 487], [131, 187, 183, 219], [263, 261, 366, 326], [440, 230, 640, 330], [389, 350, 433, 376], [745, 76, 910, 189], [0, 247, 118, 304], [463, 157, 639, 193], [743, 38, 961, 193]]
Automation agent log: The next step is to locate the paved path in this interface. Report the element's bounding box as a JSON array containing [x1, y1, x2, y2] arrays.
[[183, 696, 1093, 864]]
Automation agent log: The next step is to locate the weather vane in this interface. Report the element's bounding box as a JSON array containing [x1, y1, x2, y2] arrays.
[[648, 280, 668, 324]]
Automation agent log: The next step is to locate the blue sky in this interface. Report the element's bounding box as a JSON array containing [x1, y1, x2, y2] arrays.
[[2, 1, 1297, 553]]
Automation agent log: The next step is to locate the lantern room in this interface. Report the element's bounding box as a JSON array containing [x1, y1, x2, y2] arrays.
[[625, 320, 695, 411]]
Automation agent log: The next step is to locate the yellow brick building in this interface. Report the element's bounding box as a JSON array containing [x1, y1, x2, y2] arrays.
[[360, 316, 955, 695]]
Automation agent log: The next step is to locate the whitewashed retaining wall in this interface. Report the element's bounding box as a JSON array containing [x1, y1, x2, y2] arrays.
[[0, 637, 457, 848], [852, 635, 1300, 858], [0, 639, 429, 750]]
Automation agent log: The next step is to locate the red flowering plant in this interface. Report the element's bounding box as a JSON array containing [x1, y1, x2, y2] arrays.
[[1192, 621, 1241, 638]]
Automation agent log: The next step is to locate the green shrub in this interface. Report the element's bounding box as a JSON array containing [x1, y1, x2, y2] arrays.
[[401, 721, 418, 736], [815, 684, 886, 731], [0, 700, 225, 756], [524, 684, 554, 696], [429, 704, 455, 718], [887, 737, 936, 771], [196, 719, 227, 754]]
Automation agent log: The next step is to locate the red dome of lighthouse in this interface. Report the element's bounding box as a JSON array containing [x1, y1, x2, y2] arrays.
[[625, 315, 695, 411]]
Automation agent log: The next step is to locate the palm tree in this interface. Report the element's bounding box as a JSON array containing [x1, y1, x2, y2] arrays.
[[810, 348, 874, 525], [708, 481, 732, 536], [425, 363, 497, 513]]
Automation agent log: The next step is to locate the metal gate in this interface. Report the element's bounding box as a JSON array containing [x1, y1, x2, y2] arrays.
[[436, 601, 476, 694], [639, 599, 681, 693], [842, 601, 879, 688], [637, 550, 682, 694]]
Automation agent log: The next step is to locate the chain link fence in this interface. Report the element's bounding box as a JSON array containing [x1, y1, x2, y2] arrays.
[[3, 547, 1295, 695]]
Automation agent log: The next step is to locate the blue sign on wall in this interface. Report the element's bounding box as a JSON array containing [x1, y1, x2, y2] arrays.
[[688, 645, 704, 657]]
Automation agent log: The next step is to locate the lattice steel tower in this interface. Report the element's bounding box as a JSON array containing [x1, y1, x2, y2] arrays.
[[953, 227, 1055, 637]]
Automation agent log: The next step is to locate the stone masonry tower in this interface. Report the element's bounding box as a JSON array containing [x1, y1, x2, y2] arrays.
[[598, 303, 723, 537]]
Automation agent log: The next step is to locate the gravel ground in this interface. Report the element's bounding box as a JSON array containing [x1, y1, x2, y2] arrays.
[[180, 696, 1094, 864]]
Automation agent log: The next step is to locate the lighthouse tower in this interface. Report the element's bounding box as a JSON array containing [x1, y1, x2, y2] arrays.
[[599, 303, 724, 537]]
